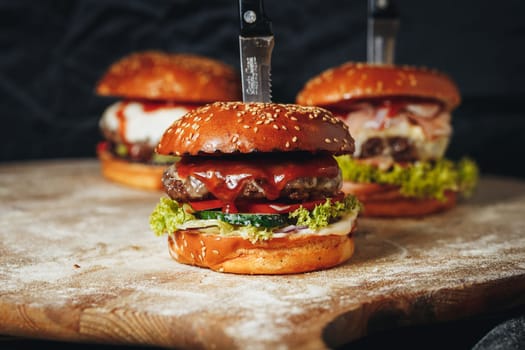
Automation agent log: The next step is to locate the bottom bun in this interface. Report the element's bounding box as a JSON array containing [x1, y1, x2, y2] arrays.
[[342, 181, 457, 217], [167, 231, 355, 275], [98, 149, 166, 191]]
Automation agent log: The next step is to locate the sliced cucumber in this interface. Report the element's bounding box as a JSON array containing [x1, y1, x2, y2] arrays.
[[196, 211, 288, 228]]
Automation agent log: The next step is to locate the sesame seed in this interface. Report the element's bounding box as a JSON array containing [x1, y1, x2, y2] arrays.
[[212, 250, 219, 255], [324, 138, 332, 143], [294, 125, 301, 131], [253, 126, 258, 133], [292, 136, 298, 142], [190, 252, 195, 259], [281, 125, 287, 130], [285, 141, 290, 148], [232, 135, 239, 143], [333, 138, 338, 142], [256, 120, 263, 125], [290, 116, 298, 121], [200, 240, 204, 246], [272, 124, 279, 129]]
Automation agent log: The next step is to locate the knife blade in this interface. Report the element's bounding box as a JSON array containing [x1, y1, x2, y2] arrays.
[[367, 0, 399, 64], [238, 0, 274, 103]]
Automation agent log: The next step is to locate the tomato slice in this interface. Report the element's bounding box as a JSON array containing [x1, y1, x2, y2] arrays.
[[188, 199, 223, 211], [189, 194, 344, 214], [237, 193, 344, 214], [96, 141, 108, 154]]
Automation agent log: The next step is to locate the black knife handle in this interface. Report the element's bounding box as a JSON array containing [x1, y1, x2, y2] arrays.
[[368, 0, 399, 19], [239, 0, 273, 37]]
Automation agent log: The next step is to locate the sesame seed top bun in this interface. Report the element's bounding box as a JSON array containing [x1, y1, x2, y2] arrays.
[[156, 102, 355, 156], [296, 62, 461, 111], [96, 51, 241, 102]]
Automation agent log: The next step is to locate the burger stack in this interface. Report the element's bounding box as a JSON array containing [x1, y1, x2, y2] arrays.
[[149, 102, 361, 274], [95, 51, 240, 190], [297, 63, 478, 217]]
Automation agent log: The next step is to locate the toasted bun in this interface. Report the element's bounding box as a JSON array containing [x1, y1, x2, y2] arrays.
[[342, 181, 456, 217], [156, 101, 355, 156], [96, 51, 241, 102], [98, 148, 165, 190], [296, 62, 461, 111], [167, 231, 354, 274]]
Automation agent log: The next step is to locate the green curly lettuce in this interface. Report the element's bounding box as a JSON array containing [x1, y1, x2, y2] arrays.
[[335, 156, 479, 201], [149, 198, 275, 242], [237, 226, 273, 243], [289, 195, 362, 231], [149, 197, 196, 236], [115, 143, 128, 157], [112, 142, 178, 164], [150, 195, 362, 242]]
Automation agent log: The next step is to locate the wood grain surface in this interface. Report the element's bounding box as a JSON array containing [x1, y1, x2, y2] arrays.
[[1, 159, 524, 349]]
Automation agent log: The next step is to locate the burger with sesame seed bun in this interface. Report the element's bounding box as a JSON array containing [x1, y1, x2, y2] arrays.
[[296, 62, 478, 217], [149, 101, 361, 274], [95, 51, 241, 190]]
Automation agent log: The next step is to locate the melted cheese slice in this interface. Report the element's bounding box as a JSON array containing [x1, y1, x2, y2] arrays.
[[345, 106, 451, 161], [99, 101, 190, 146]]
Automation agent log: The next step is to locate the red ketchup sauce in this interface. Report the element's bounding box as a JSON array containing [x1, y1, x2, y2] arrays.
[[135, 99, 201, 113], [176, 154, 339, 212], [115, 101, 130, 146]]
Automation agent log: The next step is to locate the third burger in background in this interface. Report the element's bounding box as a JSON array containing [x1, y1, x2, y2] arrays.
[[296, 62, 478, 217], [96, 51, 240, 190]]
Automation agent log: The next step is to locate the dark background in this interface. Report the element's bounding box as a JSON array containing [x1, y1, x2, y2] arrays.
[[0, 1, 524, 349], [1, 0, 525, 178]]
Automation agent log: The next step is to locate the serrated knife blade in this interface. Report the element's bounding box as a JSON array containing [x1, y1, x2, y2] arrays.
[[239, 0, 274, 103], [367, 0, 399, 64]]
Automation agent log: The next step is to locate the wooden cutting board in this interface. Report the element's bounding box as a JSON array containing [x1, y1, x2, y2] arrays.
[[1, 160, 524, 349]]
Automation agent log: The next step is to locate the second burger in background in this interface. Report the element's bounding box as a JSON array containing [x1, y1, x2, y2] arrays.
[[297, 63, 478, 217], [96, 51, 241, 190]]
